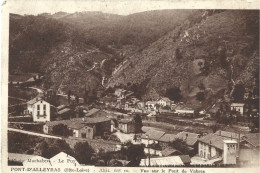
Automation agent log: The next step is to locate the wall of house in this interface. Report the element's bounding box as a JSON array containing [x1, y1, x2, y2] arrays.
[[78, 126, 94, 139], [127, 123, 136, 133], [141, 138, 158, 147], [144, 148, 162, 156], [223, 142, 237, 164], [73, 129, 79, 138], [198, 142, 222, 160], [91, 120, 110, 137], [27, 104, 33, 114], [32, 100, 50, 122], [119, 123, 128, 133], [231, 106, 244, 115]]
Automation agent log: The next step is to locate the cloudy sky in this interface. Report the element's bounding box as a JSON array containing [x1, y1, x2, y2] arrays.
[[6, 0, 259, 16]]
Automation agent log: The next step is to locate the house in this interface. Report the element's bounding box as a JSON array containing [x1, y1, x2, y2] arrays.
[[114, 89, 127, 98], [161, 147, 182, 157], [238, 133, 260, 165], [137, 102, 145, 109], [175, 109, 194, 115], [141, 130, 165, 146], [84, 108, 113, 119], [231, 103, 245, 115], [214, 130, 245, 140], [26, 97, 50, 122], [140, 155, 190, 167], [176, 131, 200, 150], [197, 133, 238, 163], [158, 133, 176, 148], [43, 117, 111, 139], [118, 119, 136, 133], [145, 101, 157, 110], [157, 97, 172, 107], [57, 108, 72, 119]]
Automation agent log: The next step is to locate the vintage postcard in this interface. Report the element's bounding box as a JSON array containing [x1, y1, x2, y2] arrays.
[[1, 0, 260, 173]]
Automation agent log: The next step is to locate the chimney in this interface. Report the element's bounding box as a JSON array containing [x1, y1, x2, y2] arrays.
[[219, 130, 221, 136]]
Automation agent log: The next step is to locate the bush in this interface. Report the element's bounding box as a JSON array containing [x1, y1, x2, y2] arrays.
[[52, 124, 72, 137], [165, 87, 182, 102], [74, 141, 95, 164], [196, 92, 205, 101], [175, 48, 183, 59]]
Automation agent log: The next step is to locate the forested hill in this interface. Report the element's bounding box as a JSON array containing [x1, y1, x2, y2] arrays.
[[108, 10, 259, 109], [9, 10, 197, 94]]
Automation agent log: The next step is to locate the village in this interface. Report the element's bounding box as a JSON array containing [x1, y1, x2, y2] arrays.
[[8, 73, 259, 167]]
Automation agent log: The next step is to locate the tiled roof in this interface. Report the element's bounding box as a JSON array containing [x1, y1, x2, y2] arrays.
[[159, 133, 177, 143], [244, 133, 260, 147], [231, 103, 245, 107], [160, 97, 172, 102], [161, 147, 181, 156], [214, 130, 245, 140], [118, 119, 133, 124], [198, 133, 236, 150], [143, 130, 165, 141], [140, 156, 184, 166], [45, 117, 111, 129], [84, 108, 100, 117], [146, 101, 157, 105], [177, 132, 200, 146], [57, 105, 67, 110], [27, 97, 43, 105], [57, 108, 70, 115], [179, 155, 191, 164], [45, 119, 86, 130], [83, 117, 111, 124]]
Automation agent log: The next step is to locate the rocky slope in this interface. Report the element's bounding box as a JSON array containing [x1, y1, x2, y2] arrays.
[[108, 10, 259, 109]]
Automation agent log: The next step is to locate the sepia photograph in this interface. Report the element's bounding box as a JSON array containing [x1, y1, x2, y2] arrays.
[[2, 0, 260, 171]]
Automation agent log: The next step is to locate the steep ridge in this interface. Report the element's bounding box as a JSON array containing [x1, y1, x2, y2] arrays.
[[108, 10, 259, 109]]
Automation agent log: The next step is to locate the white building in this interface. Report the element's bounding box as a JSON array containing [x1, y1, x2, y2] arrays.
[[157, 97, 172, 107], [145, 101, 157, 110], [27, 97, 50, 122], [230, 103, 245, 115]]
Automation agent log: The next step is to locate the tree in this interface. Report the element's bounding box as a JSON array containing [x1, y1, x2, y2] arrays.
[[175, 48, 183, 59], [75, 95, 79, 104], [166, 87, 182, 102], [74, 141, 95, 164], [232, 83, 245, 102], [133, 114, 143, 133], [41, 139, 74, 159], [169, 138, 190, 155], [196, 92, 205, 101], [218, 46, 228, 68], [68, 90, 71, 104], [210, 123, 220, 133], [122, 142, 145, 166], [52, 124, 72, 137]]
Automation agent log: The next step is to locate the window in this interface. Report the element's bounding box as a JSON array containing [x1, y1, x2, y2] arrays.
[[43, 105, 46, 115], [37, 105, 40, 115]]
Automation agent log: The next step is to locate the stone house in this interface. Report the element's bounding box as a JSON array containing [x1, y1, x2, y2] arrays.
[[26, 97, 50, 122]]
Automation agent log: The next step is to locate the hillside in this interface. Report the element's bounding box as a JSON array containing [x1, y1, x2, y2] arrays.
[[108, 10, 259, 109], [9, 10, 198, 95]]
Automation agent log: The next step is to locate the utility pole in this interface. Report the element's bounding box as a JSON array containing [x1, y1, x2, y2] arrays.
[[146, 135, 151, 167]]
